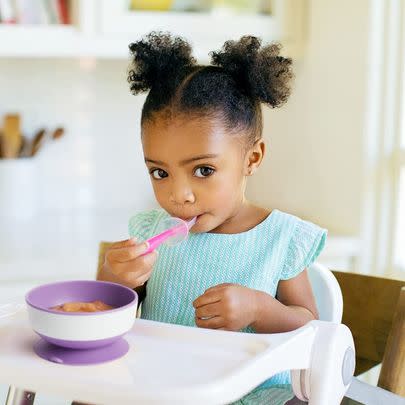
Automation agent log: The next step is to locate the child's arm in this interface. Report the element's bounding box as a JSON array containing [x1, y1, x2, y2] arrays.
[[251, 269, 318, 333], [193, 269, 317, 333]]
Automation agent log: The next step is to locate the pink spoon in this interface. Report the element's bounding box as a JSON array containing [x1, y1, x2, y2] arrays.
[[141, 216, 196, 255]]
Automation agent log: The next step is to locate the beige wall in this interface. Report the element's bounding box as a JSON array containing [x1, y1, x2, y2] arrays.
[[247, 0, 370, 235]]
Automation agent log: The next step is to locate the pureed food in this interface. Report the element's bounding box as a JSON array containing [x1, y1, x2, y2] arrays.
[[51, 300, 114, 313]]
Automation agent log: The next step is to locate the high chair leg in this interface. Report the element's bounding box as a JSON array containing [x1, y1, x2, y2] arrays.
[[5, 386, 35, 405]]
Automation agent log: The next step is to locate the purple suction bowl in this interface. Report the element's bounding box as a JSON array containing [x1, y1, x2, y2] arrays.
[[25, 280, 138, 349]]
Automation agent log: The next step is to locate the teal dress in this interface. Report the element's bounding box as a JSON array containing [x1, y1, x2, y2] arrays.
[[129, 209, 327, 404]]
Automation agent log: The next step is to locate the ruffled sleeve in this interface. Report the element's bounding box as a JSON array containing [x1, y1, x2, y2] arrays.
[[128, 209, 164, 241], [280, 219, 327, 280]]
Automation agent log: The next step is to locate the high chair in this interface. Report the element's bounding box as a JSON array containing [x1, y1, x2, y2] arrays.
[[3, 244, 404, 404]]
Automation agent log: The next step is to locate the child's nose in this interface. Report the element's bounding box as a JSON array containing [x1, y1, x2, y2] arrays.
[[169, 181, 195, 205]]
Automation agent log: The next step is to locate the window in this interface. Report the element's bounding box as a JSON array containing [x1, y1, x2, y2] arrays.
[[360, 0, 405, 277]]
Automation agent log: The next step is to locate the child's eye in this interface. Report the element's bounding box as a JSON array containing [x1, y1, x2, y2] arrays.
[[194, 166, 215, 178], [150, 169, 168, 179]]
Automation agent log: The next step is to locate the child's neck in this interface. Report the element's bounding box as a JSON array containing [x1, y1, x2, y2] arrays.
[[209, 202, 271, 234]]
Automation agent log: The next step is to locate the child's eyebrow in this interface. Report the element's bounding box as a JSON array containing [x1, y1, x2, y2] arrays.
[[145, 154, 218, 166]]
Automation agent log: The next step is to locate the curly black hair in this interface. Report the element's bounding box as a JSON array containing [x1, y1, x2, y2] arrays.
[[127, 31, 293, 145]]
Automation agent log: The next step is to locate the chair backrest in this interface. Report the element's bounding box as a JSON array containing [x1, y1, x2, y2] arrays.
[[307, 262, 343, 323], [97, 241, 113, 280], [331, 271, 405, 386]]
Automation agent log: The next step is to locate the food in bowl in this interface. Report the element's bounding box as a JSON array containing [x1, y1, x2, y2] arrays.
[[51, 300, 114, 312]]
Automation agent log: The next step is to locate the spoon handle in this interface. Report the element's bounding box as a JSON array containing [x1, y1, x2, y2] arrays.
[[142, 227, 177, 255]]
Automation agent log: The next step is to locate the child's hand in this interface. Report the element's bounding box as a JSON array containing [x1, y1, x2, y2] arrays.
[[193, 283, 258, 331], [103, 238, 157, 289]]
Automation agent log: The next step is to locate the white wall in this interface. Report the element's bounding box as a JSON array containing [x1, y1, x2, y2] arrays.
[[0, 59, 156, 286], [248, 0, 370, 236]]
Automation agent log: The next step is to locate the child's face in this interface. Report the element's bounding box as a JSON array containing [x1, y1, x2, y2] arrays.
[[142, 116, 254, 233]]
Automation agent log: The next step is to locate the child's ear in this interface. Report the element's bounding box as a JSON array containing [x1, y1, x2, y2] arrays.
[[245, 139, 265, 176]]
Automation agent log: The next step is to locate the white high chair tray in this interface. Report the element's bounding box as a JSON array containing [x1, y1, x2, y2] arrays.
[[0, 309, 315, 405]]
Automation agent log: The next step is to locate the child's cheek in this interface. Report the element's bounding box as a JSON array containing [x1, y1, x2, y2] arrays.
[[209, 184, 238, 215], [152, 186, 168, 208]]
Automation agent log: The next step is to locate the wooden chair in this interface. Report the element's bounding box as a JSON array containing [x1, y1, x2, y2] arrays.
[[331, 271, 405, 397], [96, 242, 114, 280]]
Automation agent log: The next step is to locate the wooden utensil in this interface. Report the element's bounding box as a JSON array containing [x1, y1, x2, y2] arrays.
[[18, 135, 32, 158], [30, 128, 46, 157], [1, 114, 22, 159], [51, 127, 65, 140]]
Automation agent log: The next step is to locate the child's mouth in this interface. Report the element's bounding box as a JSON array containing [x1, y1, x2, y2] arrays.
[[181, 214, 202, 222]]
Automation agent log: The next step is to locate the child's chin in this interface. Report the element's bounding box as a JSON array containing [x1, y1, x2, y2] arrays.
[[191, 221, 220, 234], [189, 224, 204, 234]]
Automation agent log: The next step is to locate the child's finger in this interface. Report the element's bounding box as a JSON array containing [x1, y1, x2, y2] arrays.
[[107, 242, 150, 263], [195, 302, 221, 319], [123, 269, 152, 287], [195, 315, 225, 329], [193, 290, 222, 308], [110, 238, 137, 249], [113, 251, 157, 276], [119, 259, 156, 286]]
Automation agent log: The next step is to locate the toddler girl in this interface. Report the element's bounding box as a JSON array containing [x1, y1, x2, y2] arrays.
[[100, 32, 327, 405]]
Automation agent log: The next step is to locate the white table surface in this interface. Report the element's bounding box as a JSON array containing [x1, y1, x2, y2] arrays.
[[0, 309, 316, 405]]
